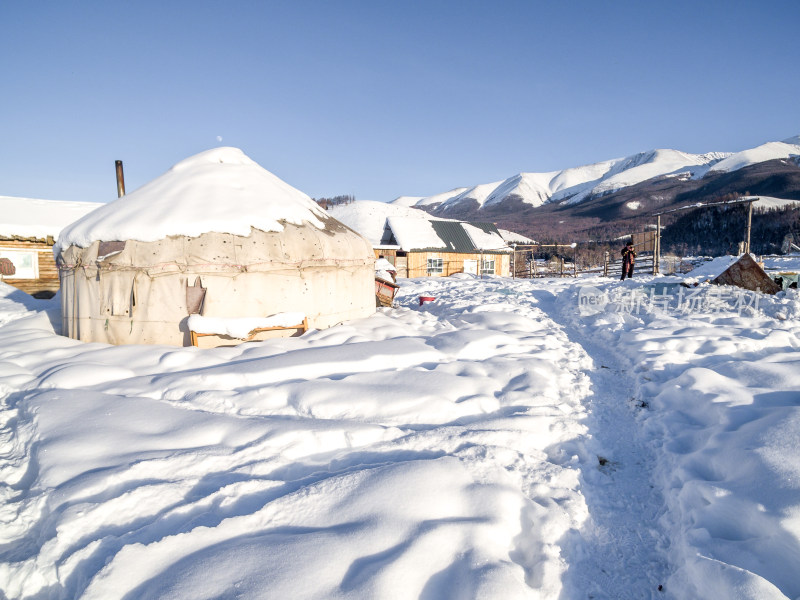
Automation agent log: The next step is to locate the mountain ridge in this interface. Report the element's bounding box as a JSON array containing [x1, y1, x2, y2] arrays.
[[395, 136, 799, 216]]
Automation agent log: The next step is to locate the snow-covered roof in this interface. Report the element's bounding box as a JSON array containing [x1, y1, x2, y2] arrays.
[[462, 223, 508, 251], [0, 196, 103, 241], [386, 217, 509, 253], [327, 200, 439, 246], [56, 147, 329, 253], [497, 228, 535, 245], [386, 216, 444, 250], [328, 200, 514, 253]]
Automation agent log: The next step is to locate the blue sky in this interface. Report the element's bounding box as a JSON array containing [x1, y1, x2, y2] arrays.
[[2, 0, 798, 204]]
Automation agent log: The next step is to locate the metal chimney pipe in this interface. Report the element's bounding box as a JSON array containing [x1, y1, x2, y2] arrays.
[[115, 160, 126, 197]]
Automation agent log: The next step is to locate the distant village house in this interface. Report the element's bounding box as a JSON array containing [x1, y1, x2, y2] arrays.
[[0, 196, 101, 297], [377, 217, 512, 277], [328, 200, 529, 278]]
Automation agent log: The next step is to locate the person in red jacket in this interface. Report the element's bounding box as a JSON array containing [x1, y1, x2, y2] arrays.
[[620, 240, 636, 280]]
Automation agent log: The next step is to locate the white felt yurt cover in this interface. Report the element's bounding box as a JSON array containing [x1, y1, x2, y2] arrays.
[[57, 148, 376, 347]]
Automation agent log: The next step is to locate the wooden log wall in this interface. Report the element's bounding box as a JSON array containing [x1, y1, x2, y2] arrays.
[[406, 251, 510, 278], [0, 238, 59, 296], [373, 249, 398, 261]]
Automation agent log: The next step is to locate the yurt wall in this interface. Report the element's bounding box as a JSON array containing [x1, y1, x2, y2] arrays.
[[59, 223, 375, 347]]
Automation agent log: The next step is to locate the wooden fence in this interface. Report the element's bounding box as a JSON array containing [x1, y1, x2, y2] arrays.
[[510, 237, 658, 279]]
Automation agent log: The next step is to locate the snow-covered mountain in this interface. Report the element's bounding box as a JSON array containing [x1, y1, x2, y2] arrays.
[[395, 135, 800, 214], [708, 136, 800, 174], [393, 187, 468, 208]]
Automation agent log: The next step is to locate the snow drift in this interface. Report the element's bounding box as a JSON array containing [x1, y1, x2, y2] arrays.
[[2, 263, 800, 599]]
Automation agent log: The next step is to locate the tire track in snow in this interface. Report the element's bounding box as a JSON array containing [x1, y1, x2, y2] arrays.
[[532, 287, 673, 599]]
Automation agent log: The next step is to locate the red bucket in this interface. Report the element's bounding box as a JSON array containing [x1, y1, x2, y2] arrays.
[[419, 296, 436, 305]]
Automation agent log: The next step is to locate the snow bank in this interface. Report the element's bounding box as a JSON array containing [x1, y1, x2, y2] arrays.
[[762, 254, 800, 273], [0, 277, 592, 599], [55, 148, 329, 253], [3, 269, 799, 598], [564, 277, 800, 599]]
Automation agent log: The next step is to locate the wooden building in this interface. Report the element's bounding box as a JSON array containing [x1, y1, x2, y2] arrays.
[[0, 235, 60, 297], [376, 217, 512, 278], [327, 200, 521, 278], [0, 196, 102, 297]]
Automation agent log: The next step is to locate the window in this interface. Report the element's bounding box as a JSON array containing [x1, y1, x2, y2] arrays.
[[0, 249, 39, 279], [480, 258, 495, 275], [427, 257, 443, 275]]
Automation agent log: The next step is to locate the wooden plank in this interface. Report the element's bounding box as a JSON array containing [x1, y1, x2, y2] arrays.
[[190, 316, 309, 347]]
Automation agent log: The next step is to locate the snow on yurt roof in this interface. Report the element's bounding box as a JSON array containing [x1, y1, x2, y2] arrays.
[[0, 196, 102, 240], [56, 147, 329, 253]]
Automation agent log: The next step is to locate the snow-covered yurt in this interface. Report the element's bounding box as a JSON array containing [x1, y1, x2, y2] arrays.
[[56, 148, 376, 347]]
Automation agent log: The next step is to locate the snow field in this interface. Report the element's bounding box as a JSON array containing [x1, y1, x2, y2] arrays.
[[568, 280, 800, 599], [2, 272, 799, 599], [0, 279, 593, 599]]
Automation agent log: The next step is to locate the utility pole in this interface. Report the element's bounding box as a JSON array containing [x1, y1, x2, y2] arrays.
[[653, 215, 661, 275], [511, 244, 516, 279], [573, 244, 578, 277], [745, 199, 753, 254]]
